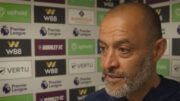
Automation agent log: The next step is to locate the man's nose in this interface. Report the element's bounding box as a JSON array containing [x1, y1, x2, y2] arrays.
[[102, 49, 120, 70]]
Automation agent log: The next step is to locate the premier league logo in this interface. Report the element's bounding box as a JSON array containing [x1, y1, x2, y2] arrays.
[[40, 27, 47, 36], [177, 25, 180, 35], [41, 80, 48, 89], [74, 77, 80, 86], [3, 84, 11, 94], [73, 28, 79, 37], [1, 25, 9, 36]]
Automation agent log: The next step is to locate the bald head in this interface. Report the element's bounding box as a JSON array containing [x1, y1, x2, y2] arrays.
[[101, 3, 162, 47]]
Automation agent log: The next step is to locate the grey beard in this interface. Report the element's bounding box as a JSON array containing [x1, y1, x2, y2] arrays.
[[105, 54, 153, 98]]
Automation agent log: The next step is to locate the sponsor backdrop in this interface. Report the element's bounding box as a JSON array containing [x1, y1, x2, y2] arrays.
[[0, 0, 180, 101]]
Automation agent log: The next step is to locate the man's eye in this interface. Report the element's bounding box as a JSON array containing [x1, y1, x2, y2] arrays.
[[119, 47, 130, 54], [100, 46, 105, 52]]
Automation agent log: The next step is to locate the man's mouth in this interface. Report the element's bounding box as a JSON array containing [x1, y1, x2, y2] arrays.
[[106, 73, 124, 83]]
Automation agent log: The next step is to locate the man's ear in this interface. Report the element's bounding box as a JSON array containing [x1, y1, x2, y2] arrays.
[[153, 38, 167, 62]]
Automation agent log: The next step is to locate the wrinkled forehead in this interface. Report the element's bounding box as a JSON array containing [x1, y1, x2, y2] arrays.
[[99, 14, 148, 47]]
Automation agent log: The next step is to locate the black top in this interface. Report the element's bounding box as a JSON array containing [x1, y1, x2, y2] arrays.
[[83, 76, 180, 101]]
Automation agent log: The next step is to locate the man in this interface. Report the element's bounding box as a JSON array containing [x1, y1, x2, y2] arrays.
[[84, 2, 180, 101]]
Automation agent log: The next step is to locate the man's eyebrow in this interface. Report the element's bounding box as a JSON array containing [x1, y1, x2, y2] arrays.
[[98, 39, 106, 45], [113, 40, 131, 47], [98, 39, 130, 45]]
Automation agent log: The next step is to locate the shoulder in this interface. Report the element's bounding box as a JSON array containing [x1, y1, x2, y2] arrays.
[[161, 76, 180, 90], [148, 76, 180, 101], [83, 88, 111, 101], [161, 77, 180, 101]]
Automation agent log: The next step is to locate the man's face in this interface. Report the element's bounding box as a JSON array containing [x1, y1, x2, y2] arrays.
[[99, 15, 153, 97]]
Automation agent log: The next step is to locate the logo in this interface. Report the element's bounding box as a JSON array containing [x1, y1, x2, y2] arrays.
[[45, 8, 56, 15], [35, 59, 66, 77], [69, 9, 94, 25], [0, 25, 26, 36], [0, 39, 31, 57], [68, 39, 95, 55], [35, 39, 65, 56], [73, 77, 91, 86], [74, 77, 80, 85], [71, 43, 77, 51], [41, 80, 62, 89], [46, 61, 56, 68], [174, 65, 180, 72], [44, 8, 57, 22], [69, 58, 95, 74], [154, 6, 169, 22], [69, 86, 95, 101], [36, 90, 66, 101], [177, 25, 180, 35], [73, 28, 91, 37], [79, 11, 84, 17], [155, 9, 163, 21], [78, 89, 87, 95], [40, 26, 61, 36], [157, 59, 169, 76], [3, 84, 11, 94], [175, 8, 180, 17], [0, 3, 31, 22], [41, 80, 48, 89], [102, 76, 105, 82], [1, 25, 9, 35], [0, 67, 5, 74], [97, 0, 119, 8], [2, 83, 27, 94], [73, 28, 79, 36], [8, 41, 20, 48], [34, 6, 65, 24], [0, 61, 32, 80], [0, 94, 33, 101], [0, 7, 5, 17], [40, 27, 47, 36]]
